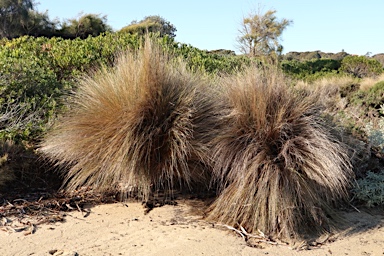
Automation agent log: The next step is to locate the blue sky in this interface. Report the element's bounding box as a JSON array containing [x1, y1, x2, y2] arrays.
[[36, 0, 384, 55]]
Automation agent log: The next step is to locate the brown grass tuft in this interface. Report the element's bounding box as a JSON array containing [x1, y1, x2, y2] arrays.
[[206, 66, 353, 240], [359, 73, 384, 91], [295, 75, 358, 111], [40, 38, 221, 200]]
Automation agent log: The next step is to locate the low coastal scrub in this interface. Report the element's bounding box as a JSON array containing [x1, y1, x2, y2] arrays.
[[354, 170, 384, 207]]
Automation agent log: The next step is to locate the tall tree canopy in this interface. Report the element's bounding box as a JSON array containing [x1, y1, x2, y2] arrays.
[[23, 9, 57, 37], [0, 1, 112, 39], [237, 8, 292, 57], [0, 0, 33, 38], [119, 15, 176, 38], [59, 13, 112, 39]]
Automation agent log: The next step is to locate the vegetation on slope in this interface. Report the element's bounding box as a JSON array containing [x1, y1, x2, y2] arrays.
[[0, 31, 383, 243]]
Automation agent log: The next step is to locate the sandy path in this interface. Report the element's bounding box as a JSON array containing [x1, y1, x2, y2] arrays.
[[1, 200, 383, 256]]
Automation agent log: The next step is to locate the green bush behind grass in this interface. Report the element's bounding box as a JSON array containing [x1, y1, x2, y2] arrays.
[[349, 81, 384, 111], [0, 33, 250, 142], [280, 58, 342, 82], [1, 33, 383, 208], [354, 170, 384, 207], [3, 33, 381, 143]]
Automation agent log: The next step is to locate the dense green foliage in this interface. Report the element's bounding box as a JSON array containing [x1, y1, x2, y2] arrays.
[[341, 55, 383, 78], [349, 81, 384, 115], [0, 33, 139, 141], [119, 15, 177, 38], [0, 0, 34, 38], [175, 42, 250, 74], [0, 41, 61, 140], [58, 14, 112, 39], [0, 0, 112, 39], [284, 50, 349, 61], [280, 58, 341, 81], [0, 33, 250, 142], [1, 33, 381, 146], [2, 31, 382, 142], [354, 170, 384, 207], [280, 52, 384, 81]]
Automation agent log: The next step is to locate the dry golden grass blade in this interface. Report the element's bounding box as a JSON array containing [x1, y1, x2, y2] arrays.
[[206, 66, 354, 241], [40, 36, 221, 200]]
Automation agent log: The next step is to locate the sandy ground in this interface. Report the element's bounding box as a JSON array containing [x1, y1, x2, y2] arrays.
[[1, 199, 383, 256]]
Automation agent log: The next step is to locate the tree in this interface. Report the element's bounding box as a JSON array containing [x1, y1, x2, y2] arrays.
[[59, 13, 112, 39], [22, 10, 58, 37], [0, 0, 34, 38], [237, 8, 292, 57], [119, 15, 176, 38]]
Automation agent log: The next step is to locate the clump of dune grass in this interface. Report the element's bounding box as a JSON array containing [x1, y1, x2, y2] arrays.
[[40, 37, 221, 200], [206, 66, 353, 241]]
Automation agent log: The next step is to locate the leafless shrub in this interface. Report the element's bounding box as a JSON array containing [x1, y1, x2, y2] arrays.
[[0, 100, 43, 135]]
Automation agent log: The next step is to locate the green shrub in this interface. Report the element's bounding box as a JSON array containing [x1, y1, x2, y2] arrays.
[[353, 170, 384, 207], [0, 33, 251, 144], [364, 117, 384, 153], [175, 43, 250, 74], [281, 58, 341, 82], [283, 51, 349, 61], [0, 38, 62, 141], [341, 55, 383, 78], [0, 33, 143, 142], [349, 81, 384, 115]]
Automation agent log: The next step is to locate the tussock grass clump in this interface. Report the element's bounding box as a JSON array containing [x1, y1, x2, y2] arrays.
[[40, 38, 220, 200], [206, 66, 353, 240]]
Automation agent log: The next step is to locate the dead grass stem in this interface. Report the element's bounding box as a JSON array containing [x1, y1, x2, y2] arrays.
[[206, 66, 353, 240], [41, 37, 221, 200]]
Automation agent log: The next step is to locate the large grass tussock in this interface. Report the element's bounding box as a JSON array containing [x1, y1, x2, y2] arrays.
[[206, 66, 353, 240], [40, 38, 220, 199]]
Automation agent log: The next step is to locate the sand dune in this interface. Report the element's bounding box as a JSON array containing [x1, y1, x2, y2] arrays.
[[1, 200, 383, 256]]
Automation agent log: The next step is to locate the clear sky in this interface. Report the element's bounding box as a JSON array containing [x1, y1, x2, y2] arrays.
[[36, 0, 384, 55]]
